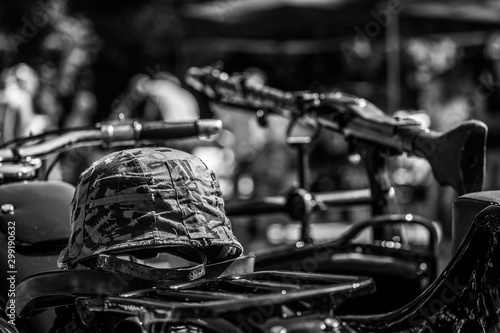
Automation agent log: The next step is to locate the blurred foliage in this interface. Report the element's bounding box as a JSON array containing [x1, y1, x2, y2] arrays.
[[0, 0, 191, 120], [1, 0, 498, 123], [68, 0, 185, 67]]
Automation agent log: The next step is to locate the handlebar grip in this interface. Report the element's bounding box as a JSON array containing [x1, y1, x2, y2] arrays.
[[139, 119, 223, 140], [101, 119, 223, 146]]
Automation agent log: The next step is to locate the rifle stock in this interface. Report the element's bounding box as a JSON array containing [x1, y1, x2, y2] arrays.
[[317, 96, 488, 194], [409, 120, 487, 195]]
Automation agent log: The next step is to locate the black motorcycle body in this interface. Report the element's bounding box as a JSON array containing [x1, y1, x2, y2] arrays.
[[0, 182, 74, 332], [342, 191, 500, 332], [11, 191, 500, 333]]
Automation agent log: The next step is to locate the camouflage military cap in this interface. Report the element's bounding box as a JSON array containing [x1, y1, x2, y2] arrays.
[[58, 147, 243, 269]]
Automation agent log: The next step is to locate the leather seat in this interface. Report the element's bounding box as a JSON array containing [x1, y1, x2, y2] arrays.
[[452, 191, 500, 255]]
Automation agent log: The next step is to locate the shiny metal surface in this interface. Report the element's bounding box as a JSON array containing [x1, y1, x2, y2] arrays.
[[255, 214, 439, 315], [195, 119, 223, 139], [0, 129, 102, 161], [0, 119, 222, 163]]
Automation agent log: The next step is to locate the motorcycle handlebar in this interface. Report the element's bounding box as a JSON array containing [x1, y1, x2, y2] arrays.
[[0, 119, 223, 162], [101, 119, 222, 144]]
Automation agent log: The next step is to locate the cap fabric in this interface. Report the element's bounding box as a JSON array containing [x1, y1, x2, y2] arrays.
[[58, 147, 243, 269]]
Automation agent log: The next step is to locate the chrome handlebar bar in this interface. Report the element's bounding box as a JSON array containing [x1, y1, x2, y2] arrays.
[[0, 119, 222, 163]]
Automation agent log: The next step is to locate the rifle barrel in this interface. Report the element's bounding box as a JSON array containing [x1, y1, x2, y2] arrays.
[[186, 66, 488, 194]]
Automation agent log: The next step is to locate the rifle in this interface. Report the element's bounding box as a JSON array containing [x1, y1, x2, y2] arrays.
[[186, 66, 487, 195]]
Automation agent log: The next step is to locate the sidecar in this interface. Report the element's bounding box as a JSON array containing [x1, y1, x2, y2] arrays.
[[341, 191, 500, 332]]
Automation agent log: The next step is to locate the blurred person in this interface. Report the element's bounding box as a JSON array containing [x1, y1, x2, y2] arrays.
[[111, 72, 199, 122], [109, 72, 204, 174], [12, 62, 40, 97], [142, 72, 200, 122], [5, 63, 66, 181], [0, 63, 37, 143], [13, 63, 56, 136]]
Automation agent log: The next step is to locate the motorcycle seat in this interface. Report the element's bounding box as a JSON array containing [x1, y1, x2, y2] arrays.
[[452, 190, 500, 255]]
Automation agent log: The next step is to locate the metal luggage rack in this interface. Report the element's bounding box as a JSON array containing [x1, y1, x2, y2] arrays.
[[77, 271, 375, 332]]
